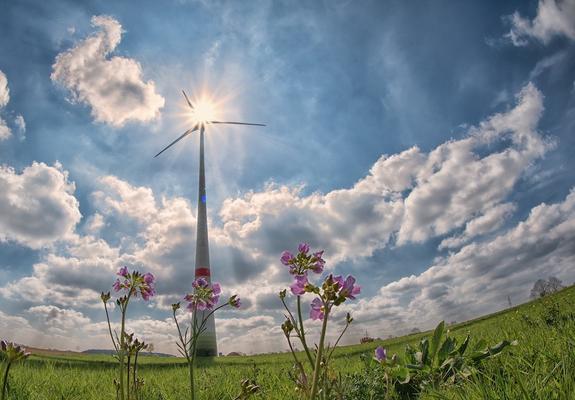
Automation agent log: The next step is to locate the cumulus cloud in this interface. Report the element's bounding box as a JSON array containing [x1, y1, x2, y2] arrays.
[[221, 83, 551, 260], [507, 0, 575, 46], [0, 162, 81, 248], [51, 15, 165, 127], [0, 70, 12, 140], [438, 202, 517, 250], [27, 305, 91, 334], [347, 188, 575, 337]]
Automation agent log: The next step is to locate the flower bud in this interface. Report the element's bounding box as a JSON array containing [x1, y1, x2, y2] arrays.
[[279, 289, 287, 299], [101, 291, 111, 303], [229, 295, 241, 308], [172, 302, 181, 312], [346, 312, 353, 324], [281, 319, 294, 336]]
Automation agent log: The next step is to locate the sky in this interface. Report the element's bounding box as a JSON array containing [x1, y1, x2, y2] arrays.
[[0, 0, 574, 355]]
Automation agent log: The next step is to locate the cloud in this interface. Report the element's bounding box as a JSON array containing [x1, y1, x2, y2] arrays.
[[438, 202, 516, 250], [0, 70, 12, 140], [221, 83, 551, 260], [51, 15, 165, 127], [0, 162, 81, 249], [397, 83, 550, 243], [27, 305, 91, 334], [14, 114, 25, 141], [507, 0, 575, 46], [347, 187, 575, 337]]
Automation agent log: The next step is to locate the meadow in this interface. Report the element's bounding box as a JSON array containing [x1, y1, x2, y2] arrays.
[[3, 285, 574, 399]]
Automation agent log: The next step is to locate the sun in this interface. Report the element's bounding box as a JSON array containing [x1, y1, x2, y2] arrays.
[[191, 98, 217, 123]]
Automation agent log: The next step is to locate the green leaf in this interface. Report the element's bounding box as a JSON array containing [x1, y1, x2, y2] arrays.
[[420, 338, 429, 366], [457, 335, 470, 356], [393, 365, 411, 384], [429, 321, 445, 365], [437, 336, 456, 365]]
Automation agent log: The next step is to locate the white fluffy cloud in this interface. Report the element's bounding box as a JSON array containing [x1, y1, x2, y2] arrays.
[[348, 188, 575, 337], [438, 202, 516, 250], [0, 70, 12, 140], [507, 0, 575, 46], [0, 162, 81, 248], [220, 83, 551, 260], [51, 15, 165, 127]]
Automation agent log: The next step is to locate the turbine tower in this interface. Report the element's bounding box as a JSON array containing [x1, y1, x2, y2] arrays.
[[155, 90, 265, 356]]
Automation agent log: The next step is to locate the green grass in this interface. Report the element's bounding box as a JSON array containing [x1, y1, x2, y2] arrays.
[[4, 285, 575, 399]]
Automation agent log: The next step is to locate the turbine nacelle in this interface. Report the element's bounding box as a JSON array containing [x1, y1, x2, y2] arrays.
[[154, 90, 265, 158]]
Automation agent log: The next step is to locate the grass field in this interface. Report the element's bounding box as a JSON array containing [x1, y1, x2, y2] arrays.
[[4, 285, 575, 399]]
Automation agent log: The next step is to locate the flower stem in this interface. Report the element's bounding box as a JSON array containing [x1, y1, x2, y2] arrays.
[[310, 303, 329, 399], [119, 293, 132, 400], [1, 362, 11, 400], [104, 301, 119, 352], [297, 296, 315, 368], [326, 320, 351, 363]]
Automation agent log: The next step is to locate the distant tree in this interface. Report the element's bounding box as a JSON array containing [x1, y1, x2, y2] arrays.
[[530, 277, 564, 298], [547, 276, 564, 292], [410, 327, 421, 334], [147, 343, 154, 355]]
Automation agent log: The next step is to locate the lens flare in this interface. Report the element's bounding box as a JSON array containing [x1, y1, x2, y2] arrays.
[[191, 99, 217, 123]]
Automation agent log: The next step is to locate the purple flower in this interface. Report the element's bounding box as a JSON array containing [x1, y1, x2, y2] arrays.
[[280, 251, 294, 266], [185, 279, 222, 312], [298, 243, 310, 254], [111, 269, 156, 301], [311, 250, 325, 273], [290, 274, 308, 296], [193, 277, 208, 289], [310, 297, 324, 321], [339, 275, 360, 300], [374, 346, 387, 362]]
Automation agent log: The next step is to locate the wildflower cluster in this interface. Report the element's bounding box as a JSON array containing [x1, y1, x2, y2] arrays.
[[281, 243, 325, 275], [184, 278, 221, 311], [278, 243, 360, 399], [1, 340, 31, 400], [173, 277, 242, 399], [113, 266, 156, 300], [101, 266, 156, 400]]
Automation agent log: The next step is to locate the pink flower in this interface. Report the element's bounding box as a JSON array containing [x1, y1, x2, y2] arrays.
[[185, 278, 222, 312], [290, 274, 308, 296], [311, 251, 325, 273], [111, 269, 155, 301], [340, 275, 360, 299], [310, 298, 324, 321], [117, 266, 129, 278], [280, 251, 294, 266], [298, 243, 310, 254]]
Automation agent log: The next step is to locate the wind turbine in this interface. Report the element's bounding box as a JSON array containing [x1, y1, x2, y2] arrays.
[[154, 90, 265, 357]]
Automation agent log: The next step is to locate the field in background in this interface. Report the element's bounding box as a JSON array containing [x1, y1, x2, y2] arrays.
[[5, 285, 575, 399]]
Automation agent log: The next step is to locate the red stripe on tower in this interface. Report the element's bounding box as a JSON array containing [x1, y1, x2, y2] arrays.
[[195, 267, 210, 277]]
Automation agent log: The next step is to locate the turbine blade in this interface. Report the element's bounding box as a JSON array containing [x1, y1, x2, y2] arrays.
[[182, 90, 194, 109], [154, 127, 198, 158], [209, 121, 266, 127]]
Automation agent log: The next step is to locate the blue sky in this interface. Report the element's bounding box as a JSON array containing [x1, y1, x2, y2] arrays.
[[0, 0, 574, 354]]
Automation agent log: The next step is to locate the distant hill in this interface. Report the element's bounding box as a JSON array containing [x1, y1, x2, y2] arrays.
[[82, 349, 174, 357]]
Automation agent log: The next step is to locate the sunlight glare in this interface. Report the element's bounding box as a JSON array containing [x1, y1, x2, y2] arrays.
[[191, 98, 217, 123]]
